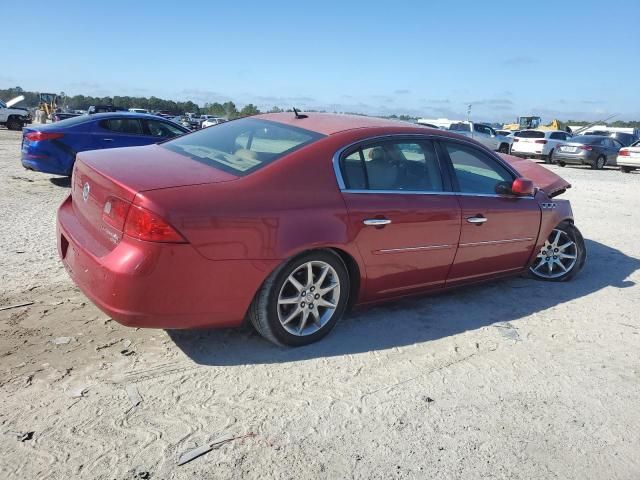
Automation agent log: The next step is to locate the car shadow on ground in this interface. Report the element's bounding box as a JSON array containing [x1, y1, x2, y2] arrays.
[[168, 239, 639, 366], [49, 176, 71, 187]]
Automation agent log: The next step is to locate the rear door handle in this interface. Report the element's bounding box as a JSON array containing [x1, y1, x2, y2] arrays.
[[466, 215, 487, 224], [363, 218, 391, 226]]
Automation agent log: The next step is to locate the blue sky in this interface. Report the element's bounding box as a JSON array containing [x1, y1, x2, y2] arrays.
[[3, 0, 639, 121]]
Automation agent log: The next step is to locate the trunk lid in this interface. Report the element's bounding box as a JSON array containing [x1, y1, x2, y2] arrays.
[[72, 144, 237, 250], [500, 153, 571, 197]]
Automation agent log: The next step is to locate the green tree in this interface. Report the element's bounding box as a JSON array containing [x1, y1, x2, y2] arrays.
[[239, 104, 260, 117]]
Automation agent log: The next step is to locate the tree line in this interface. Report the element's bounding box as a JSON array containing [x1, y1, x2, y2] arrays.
[[2, 86, 639, 126]]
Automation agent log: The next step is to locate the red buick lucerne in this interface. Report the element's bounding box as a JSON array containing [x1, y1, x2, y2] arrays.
[[57, 112, 585, 346]]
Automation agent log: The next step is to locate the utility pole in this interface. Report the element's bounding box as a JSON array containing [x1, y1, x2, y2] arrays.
[[467, 104, 472, 122]]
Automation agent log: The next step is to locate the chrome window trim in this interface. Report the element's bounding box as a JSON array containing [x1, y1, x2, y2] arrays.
[[332, 133, 534, 199]]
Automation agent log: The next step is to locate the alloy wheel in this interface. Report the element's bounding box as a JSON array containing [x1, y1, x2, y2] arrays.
[[530, 229, 578, 279], [277, 260, 341, 336]]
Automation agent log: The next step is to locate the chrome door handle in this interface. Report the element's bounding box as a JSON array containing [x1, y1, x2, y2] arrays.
[[363, 218, 391, 226], [103, 138, 114, 142], [466, 216, 487, 224]]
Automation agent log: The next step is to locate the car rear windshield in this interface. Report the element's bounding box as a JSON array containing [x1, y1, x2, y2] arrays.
[[514, 130, 545, 138], [44, 114, 92, 127], [449, 123, 471, 132], [162, 118, 324, 175], [569, 135, 599, 144]]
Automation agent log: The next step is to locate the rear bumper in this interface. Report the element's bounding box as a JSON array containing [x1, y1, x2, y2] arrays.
[[57, 195, 277, 329], [552, 152, 595, 165], [510, 151, 547, 160], [617, 157, 640, 168]]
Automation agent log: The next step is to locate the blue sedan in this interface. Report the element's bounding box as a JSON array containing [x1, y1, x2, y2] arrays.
[[21, 112, 190, 176]]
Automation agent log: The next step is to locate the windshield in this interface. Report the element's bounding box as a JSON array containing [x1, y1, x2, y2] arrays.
[[163, 118, 324, 175], [569, 135, 599, 144], [449, 123, 471, 132], [515, 130, 545, 138]]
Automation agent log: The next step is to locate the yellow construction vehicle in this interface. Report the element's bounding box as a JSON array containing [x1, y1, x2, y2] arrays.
[[502, 116, 571, 132], [38, 93, 57, 120], [503, 114, 617, 134]]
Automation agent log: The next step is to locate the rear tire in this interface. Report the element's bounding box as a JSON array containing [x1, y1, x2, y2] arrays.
[[592, 155, 606, 170], [621, 166, 631, 173], [528, 222, 586, 282], [249, 250, 350, 346]]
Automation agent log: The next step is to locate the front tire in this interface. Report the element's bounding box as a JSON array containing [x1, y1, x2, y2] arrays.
[[249, 250, 350, 346], [6, 118, 23, 131], [528, 222, 586, 282], [498, 143, 510, 154]]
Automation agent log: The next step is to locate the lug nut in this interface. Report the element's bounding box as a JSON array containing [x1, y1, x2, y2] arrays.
[[310, 286, 315, 292], [545, 257, 550, 261], [309, 303, 314, 309], [542, 251, 547, 255], [315, 294, 320, 299], [301, 302, 305, 307]]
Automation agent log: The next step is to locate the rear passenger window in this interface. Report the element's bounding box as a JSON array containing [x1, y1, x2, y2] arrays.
[[340, 140, 444, 192], [550, 132, 563, 140], [100, 118, 143, 135], [444, 142, 513, 195]]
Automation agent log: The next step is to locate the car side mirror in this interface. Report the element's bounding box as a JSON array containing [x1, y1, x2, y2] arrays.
[[511, 178, 535, 196]]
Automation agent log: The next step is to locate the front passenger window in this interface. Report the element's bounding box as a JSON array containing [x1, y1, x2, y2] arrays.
[[444, 142, 513, 194]]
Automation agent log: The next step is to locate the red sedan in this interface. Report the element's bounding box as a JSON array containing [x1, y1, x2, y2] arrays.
[[57, 113, 586, 346]]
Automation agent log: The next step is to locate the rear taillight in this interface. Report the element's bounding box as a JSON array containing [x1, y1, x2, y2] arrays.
[[124, 204, 186, 243], [102, 197, 131, 231], [535, 139, 548, 144], [579, 145, 593, 151], [619, 149, 630, 156], [24, 131, 64, 141]]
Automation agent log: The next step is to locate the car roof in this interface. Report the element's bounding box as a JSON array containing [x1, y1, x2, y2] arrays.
[[256, 112, 416, 135], [88, 112, 167, 119]]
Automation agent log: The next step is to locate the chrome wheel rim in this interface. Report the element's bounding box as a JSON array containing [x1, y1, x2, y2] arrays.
[[530, 229, 578, 279], [277, 261, 341, 336]]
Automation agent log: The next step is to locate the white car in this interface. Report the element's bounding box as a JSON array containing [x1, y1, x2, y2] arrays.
[[448, 121, 512, 153], [617, 140, 640, 173], [0, 95, 32, 130], [511, 130, 571, 164], [202, 117, 227, 128]]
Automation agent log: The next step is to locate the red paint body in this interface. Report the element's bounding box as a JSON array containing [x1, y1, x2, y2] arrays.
[[56, 114, 574, 329]]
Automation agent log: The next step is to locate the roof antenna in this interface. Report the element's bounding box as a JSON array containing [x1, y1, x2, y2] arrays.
[[293, 107, 308, 119]]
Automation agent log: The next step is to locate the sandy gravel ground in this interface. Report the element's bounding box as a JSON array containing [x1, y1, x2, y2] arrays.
[[1, 128, 639, 480]]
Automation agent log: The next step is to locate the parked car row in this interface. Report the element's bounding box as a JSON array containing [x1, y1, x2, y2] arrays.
[[510, 128, 638, 172]]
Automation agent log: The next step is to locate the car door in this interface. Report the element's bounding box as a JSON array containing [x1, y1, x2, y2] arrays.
[[439, 140, 541, 284], [94, 118, 149, 149], [337, 137, 461, 300]]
